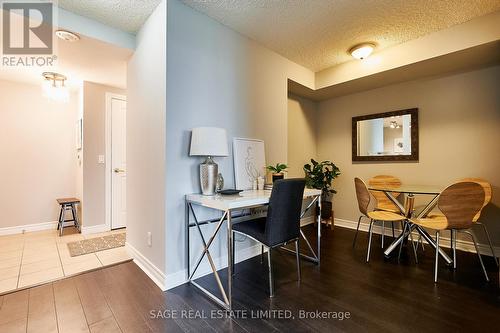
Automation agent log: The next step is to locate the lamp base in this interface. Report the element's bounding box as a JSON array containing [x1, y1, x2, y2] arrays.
[[200, 156, 218, 195]]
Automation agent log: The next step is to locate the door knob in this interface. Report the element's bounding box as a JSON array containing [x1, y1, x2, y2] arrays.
[[114, 168, 125, 173]]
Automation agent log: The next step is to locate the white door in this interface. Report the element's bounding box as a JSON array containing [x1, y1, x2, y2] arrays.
[[111, 98, 127, 229]]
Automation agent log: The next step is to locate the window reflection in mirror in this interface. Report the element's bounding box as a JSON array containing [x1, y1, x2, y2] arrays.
[[357, 114, 412, 156]]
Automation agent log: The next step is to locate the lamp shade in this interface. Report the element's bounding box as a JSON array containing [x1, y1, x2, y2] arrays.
[[190, 127, 229, 157]]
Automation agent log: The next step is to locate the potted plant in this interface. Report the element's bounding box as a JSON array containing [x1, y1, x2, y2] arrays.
[[303, 159, 341, 220], [266, 163, 288, 183]]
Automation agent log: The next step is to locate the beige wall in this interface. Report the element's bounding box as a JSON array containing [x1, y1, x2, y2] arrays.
[[0, 80, 78, 229], [126, 0, 166, 275], [287, 94, 318, 177], [317, 65, 500, 244], [82, 81, 125, 228]]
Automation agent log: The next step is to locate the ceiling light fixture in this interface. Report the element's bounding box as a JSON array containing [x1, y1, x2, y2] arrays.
[[55, 30, 80, 42], [389, 121, 400, 129], [42, 72, 69, 103], [349, 43, 376, 60]]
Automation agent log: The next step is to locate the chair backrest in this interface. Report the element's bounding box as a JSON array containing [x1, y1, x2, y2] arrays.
[[368, 175, 402, 212], [265, 179, 306, 246], [354, 178, 371, 216], [438, 182, 485, 230], [460, 177, 492, 222]]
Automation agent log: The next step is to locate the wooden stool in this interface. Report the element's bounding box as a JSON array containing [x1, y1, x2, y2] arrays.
[[56, 198, 81, 236]]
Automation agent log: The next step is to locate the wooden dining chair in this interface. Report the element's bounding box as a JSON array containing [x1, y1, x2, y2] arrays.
[[411, 182, 487, 282], [354, 178, 406, 262], [461, 178, 498, 267], [427, 178, 498, 268], [353, 175, 402, 248]]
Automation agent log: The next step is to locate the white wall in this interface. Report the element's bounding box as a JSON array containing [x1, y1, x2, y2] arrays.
[[0, 80, 78, 230], [165, 0, 314, 284], [82, 81, 125, 228], [126, 0, 167, 278]]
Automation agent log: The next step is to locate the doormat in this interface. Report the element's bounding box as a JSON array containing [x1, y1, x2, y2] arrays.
[[67, 232, 126, 257]]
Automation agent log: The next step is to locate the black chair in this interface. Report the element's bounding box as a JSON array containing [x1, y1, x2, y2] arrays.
[[232, 178, 306, 297]]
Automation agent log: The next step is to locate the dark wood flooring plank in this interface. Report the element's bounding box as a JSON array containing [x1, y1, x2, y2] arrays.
[[27, 284, 58, 333], [53, 278, 90, 333], [0, 289, 29, 326], [92, 265, 154, 333], [2, 225, 499, 333], [89, 316, 121, 333], [117, 262, 193, 333], [0, 318, 27, 333], [169, 283, 249, 333], [74, 273, 114, 326]]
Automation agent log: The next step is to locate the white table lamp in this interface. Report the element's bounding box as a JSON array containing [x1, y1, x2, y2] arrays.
[[190, 127, 229, 195]]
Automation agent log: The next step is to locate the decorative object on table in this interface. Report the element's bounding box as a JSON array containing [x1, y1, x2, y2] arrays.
[[257, 176, 265, 190], [303, 159, 341, 229], [233, 138, 266, 190], [216, 173, 224, 192], [266, 163, 288, 183], [190, 127, 229, 196], [67, 232, 126, 257], [218, 189, 243, 196], [252, 179, 258, 190]]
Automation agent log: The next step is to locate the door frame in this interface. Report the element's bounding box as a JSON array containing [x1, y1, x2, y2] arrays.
[[105, 93, 127, 230]]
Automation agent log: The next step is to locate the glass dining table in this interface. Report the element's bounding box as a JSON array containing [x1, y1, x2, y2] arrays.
[[368, 184, 453, 264]]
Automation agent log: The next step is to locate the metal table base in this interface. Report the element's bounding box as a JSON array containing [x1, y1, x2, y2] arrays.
[[185, 193, 321, 310]]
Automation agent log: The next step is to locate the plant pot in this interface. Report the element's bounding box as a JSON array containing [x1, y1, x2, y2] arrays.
[[319, 200, 333, 219], [272, 173, 284, 183]]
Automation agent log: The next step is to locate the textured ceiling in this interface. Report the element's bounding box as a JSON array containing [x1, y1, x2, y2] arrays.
[[181, 0, 500, 71], [58, 0, 162, 33]]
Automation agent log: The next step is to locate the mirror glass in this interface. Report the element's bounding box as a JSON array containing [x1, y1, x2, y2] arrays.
[[357, 114, 412, 156], [352, 108, 418, 162]]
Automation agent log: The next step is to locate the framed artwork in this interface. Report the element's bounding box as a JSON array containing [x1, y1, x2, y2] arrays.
[[76, 118, 82, 150], [394, 138, 404, 153], [233, 138, 266, 190]]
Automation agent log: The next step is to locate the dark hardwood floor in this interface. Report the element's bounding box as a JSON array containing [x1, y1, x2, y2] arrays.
[[1, 225, 499, 332]]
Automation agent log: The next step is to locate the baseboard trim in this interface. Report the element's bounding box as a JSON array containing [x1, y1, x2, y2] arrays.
[[165, 243, 263, 290], [0, 220, 75, 236], [81, 224, 110, 235], [334, 218, 499, 257], [300, 216, 315, 226], [125, 242, 167, 291]]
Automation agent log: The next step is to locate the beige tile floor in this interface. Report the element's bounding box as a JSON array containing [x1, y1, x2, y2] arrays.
[[0, 227, 131, 294]]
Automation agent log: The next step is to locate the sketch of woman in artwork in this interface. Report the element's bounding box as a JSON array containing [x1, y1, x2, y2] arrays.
[[245, 146, 260, 183]]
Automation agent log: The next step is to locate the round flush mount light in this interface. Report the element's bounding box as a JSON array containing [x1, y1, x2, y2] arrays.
[[55, 30, 80, 42], [349, 43, 376, 60]]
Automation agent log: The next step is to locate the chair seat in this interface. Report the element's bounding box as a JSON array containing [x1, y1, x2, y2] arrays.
[[57, 198, 80, 205], [233, 217, 269, 245], [376, 205, 401, 214], [411, 214, 448, 230], [367, 210, 405, 221]]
